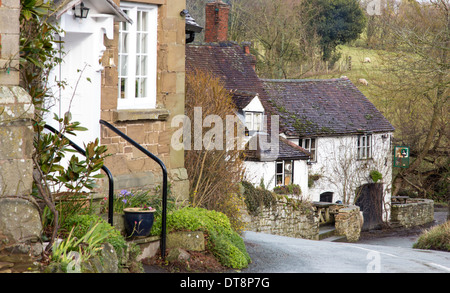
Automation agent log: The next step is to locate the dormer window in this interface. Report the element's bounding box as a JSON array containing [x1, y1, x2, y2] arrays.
[[245, 111, 263, 132], [299, 138, 316, 162]]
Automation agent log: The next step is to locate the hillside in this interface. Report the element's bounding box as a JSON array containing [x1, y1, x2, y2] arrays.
[[307, 45, 389, 113]]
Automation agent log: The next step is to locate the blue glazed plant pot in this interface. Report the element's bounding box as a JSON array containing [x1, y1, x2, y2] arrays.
[[123, 208, 156, 238]]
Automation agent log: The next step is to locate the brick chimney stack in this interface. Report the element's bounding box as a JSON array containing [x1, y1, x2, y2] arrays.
[[204, 0, 230, 43]]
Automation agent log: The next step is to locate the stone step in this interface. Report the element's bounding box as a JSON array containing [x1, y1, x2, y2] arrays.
[[319, 225, 336, 240], [389, 221, 403, 228], [320, 235, 347, 242]]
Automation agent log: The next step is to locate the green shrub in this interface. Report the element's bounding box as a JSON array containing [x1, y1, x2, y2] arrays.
[[273, 184, 301, 195], [63, 214, 127, 258], [413, 221, 450, 252], [241, 181, 277, 216], [50, 223, 109, 273], [370, 170, 383, 183], [151, 207, 251, 269]]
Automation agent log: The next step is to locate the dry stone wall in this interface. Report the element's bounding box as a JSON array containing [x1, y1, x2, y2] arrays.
[[333, 205, 362, 242], [245, 198, 363, 242], [246, 198, 320, 240], [390, 199, 434, 228]]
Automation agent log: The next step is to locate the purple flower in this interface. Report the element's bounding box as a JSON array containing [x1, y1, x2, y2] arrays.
[[120, 189, 133, 197], [122, 199, 127, 204]]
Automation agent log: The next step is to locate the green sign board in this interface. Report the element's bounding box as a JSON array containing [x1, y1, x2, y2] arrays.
[[394, 146, 409, 168]]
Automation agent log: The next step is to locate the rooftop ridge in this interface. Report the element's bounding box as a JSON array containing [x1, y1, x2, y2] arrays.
[[187, 41, 239, 47], [261, 78, 349, 83]]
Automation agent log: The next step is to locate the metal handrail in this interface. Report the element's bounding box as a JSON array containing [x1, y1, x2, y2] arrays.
[[99, 119, 167, 260], [43, 124, 115, 226], [44, 121, 168, 260]]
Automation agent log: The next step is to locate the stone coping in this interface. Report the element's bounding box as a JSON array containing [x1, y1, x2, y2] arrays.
[[112, 108, 170, 122]]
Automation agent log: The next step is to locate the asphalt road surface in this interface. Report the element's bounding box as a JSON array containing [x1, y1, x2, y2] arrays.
[[241, 231, 450, 273]]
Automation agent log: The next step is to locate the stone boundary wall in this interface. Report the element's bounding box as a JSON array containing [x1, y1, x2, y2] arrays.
[[1, 0, 43, 272], [333, 205, 362, 242], [246, 199, 363, 242], [390, 199, 434, 228], [246, 198, 320, 240]]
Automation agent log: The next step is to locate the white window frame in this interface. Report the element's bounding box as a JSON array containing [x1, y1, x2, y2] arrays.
[[357, 134, 372, 159], [299, 138, 316, 162], [276, 160, 294, 186], [117, 3, 157, 110], [244, 111, 263, 131]]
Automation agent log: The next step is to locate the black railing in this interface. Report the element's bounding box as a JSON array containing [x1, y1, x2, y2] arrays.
[[44, 121, 168, 260], [99, 119, 167, 260], [43, 124, 115, 226]]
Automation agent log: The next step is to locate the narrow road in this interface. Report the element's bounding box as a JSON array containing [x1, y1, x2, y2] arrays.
[[241, 231, 450, 273]]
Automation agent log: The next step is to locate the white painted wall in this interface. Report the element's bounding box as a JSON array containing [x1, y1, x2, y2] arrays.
[[244, 159, 309, 199], [304, 133, 393, 220], [243, 96, 265, 113], [46, 0, 115, 148]]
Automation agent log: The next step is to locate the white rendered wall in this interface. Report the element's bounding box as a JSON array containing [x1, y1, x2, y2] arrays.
[[46, 1, 115, 148], [305, 133, 393, 220], [244, 159, 309, 198]]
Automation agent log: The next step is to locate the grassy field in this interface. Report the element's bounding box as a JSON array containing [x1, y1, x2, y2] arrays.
[[308, 45, 393, 114]]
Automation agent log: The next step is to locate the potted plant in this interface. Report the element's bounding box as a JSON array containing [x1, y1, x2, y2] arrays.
[[106, 189, 157, 238], [123, 205, 156, 238]]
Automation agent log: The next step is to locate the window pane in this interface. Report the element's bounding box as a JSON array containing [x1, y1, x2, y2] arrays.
[[141, 33, 148, 52], [276, 162, 283, 174], [119, 55, 127, 76], [139, 78, 147, 98], [285, 175, 291, 184], [140, 56, 147, 76], [136, 32, 141, 53], [276, 175, 283, 186], [311, 138, 315, 149], [137, 11, 142, 31], [284, 161, 292, 173], [254, 113, 261, 130], [136, 56, 141, 76], [245, 113, 252, 129], [120, 78, 127, 99], [142, 11, 148, 30], [119, 33, 128, 53]]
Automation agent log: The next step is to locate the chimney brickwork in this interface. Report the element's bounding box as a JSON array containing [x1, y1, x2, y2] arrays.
[[204, 1, 230, 43]]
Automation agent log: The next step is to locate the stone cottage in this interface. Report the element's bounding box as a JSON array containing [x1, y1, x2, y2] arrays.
[[44, 0, 191, 201], [185, 1, 312, 193], [186, 1, 396, 230], [0, 0, 194, 272], [263, 78, 395, 229]]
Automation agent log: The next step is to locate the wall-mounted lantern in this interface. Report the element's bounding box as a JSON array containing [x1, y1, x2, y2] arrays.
[[73, 2, 90, 19]]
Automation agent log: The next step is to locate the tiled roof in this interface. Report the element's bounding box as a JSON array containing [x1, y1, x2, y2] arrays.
[[187, 42, 311, 161], [262, 78, 395, 137], [186, 42, 278, 126], [231, 91, 256, 111], [243, 135, 310, 161], [278, 136, 311, 160]]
